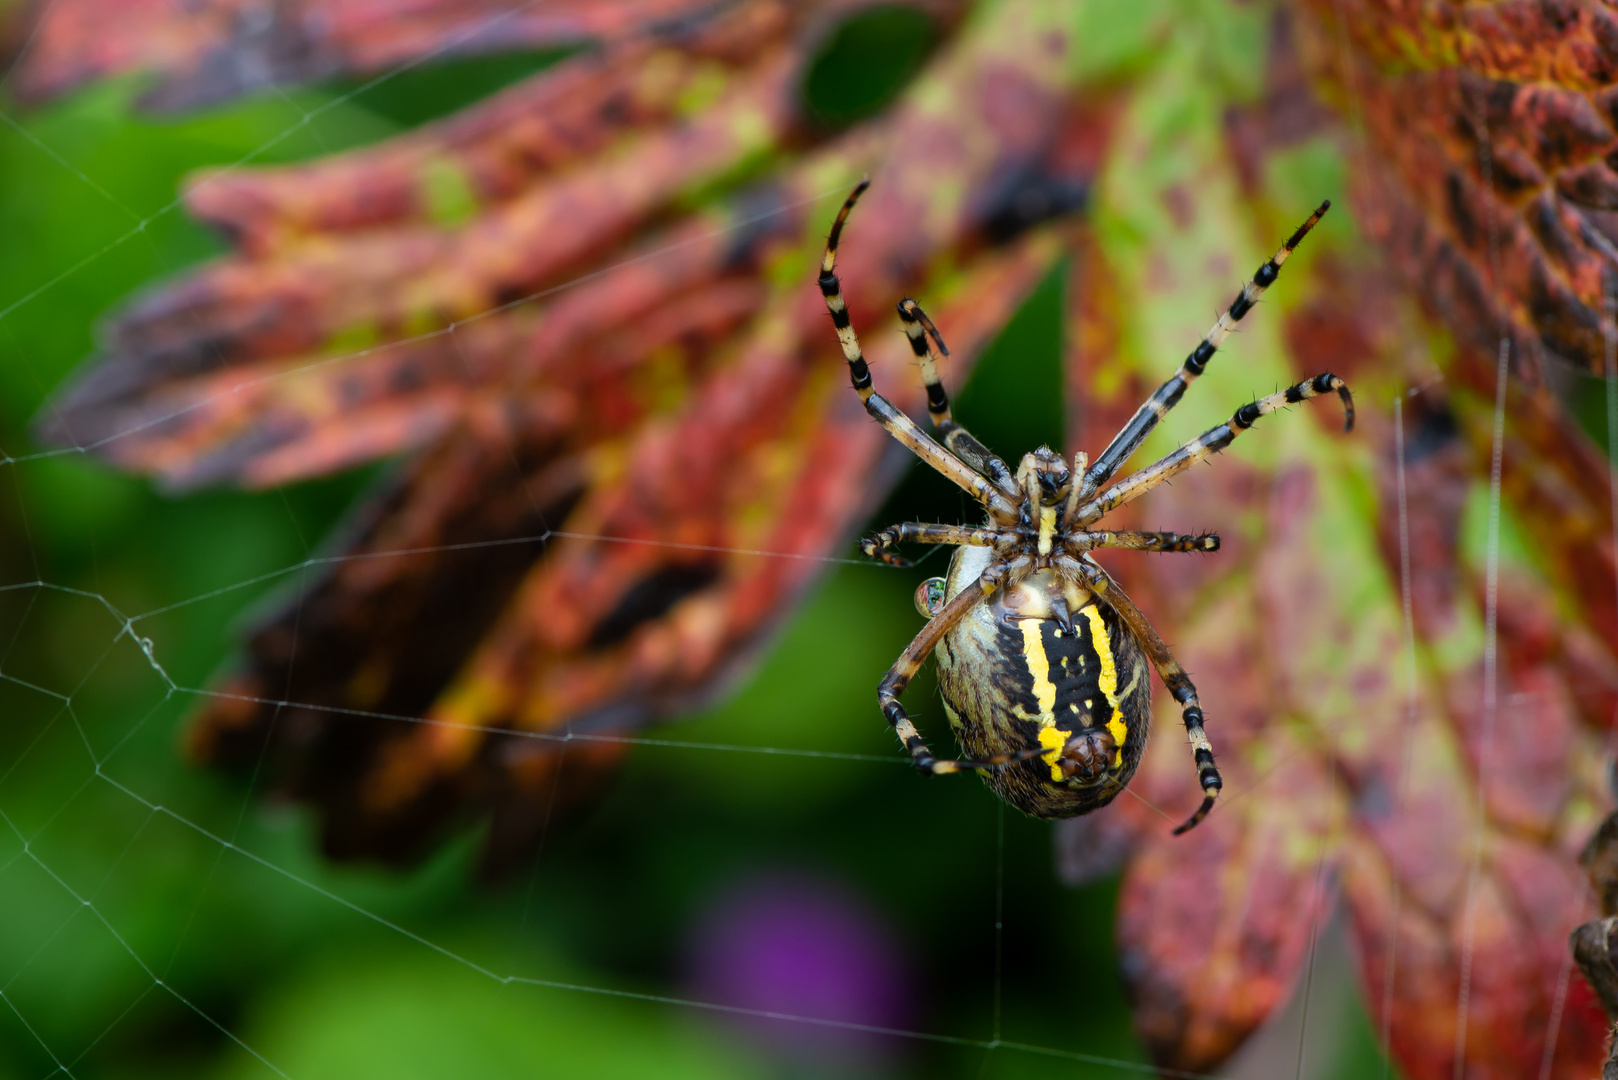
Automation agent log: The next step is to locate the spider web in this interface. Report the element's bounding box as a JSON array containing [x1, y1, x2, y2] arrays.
[[0, 15, 1184, 1076], [0, 4, 1579, 1079]]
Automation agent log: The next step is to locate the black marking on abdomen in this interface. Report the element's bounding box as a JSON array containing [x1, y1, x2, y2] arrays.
[[1040, 614, 1115, 735], [991, 608, 1117, 740]]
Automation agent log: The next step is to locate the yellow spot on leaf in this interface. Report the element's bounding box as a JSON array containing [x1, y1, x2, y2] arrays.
[[421, 157, 477, 228]]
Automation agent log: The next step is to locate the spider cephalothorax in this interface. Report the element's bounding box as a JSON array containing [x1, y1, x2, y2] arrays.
[[819, 179, 1352, 833]]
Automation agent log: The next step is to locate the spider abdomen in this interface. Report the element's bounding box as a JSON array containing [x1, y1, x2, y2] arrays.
[[935, 546, 1151, 818]]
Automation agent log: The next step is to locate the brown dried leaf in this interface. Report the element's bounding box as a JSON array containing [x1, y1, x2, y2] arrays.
[[28, 2, 1618, 1077], [5, 0, 759, 111], [36, 2, 1103, 871]]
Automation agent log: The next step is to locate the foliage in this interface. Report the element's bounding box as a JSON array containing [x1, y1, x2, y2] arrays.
[[2, 0, 1617, 1077]]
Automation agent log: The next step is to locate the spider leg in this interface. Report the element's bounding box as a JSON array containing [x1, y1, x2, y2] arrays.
[[878, 558, 1044, 774], [1076, 201, 1331, 504], [896, 297, 1018, 496], [1059, 555, 1220, 834], [820, 182, 1019, 523], [1079, 372, 1352, 523], [1083, 530, 1220, 553], [860, 522, 1005, 568]]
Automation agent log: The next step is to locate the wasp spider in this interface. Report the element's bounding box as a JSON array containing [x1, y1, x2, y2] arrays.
[[818, 181, 1351, 833]]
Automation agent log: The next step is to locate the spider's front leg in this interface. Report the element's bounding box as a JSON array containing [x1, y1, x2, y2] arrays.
[[1059, 555, 1222, 833], [1080, 372, 1353, 523], [819, 181, 1019, 523], [896, 297, 1018, 497], [1076, 200, 1332, 504], [877, 559, 1041, 773]]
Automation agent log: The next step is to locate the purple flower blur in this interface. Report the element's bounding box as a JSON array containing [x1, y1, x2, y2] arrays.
[[685, 870, 915, 1071]]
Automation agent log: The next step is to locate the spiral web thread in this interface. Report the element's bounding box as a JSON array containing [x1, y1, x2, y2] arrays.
[[0, 15, 1220, 1077]]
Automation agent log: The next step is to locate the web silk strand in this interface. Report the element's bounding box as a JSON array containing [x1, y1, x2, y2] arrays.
[[1383, 393, 1420, 1079], [1451, 62, 1513, 1075]]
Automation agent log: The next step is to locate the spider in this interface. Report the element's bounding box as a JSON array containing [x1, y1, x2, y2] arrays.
[[818, 180, 1352, 834]]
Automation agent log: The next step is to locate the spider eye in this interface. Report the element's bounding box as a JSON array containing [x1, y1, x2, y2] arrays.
[[914, 577, 947, 618]]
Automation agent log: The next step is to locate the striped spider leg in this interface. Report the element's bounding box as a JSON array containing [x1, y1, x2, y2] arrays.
[[1055, 554, 1223, 834], [819, 180, 1040, 772], [1080, 530, 1222, 553], [818, 180, 1018, 525], [858, 296, 1021, 569], [895, 296, 1018, 496], [875, 557, 1051, 774], [1056, 205, 1351, 830], [819, 179, 1353, 831], [859, 522, 1005, 569], [1063, 369, 1353, 832], [1077, 372, 1354, 523], [1071, 200, 1333, 511]]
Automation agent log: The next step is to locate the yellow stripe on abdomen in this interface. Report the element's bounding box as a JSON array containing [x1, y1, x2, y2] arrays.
[[1078, 605, 1128, 767], [1018, 619, 1064, 779]]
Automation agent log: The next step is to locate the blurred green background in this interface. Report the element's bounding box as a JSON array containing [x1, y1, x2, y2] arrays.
[[0, 8, 1391, 1079]]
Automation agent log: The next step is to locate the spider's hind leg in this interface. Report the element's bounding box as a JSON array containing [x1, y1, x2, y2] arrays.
[[877, 560, 1044, 774], [1063, 556, 1222, 834]]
